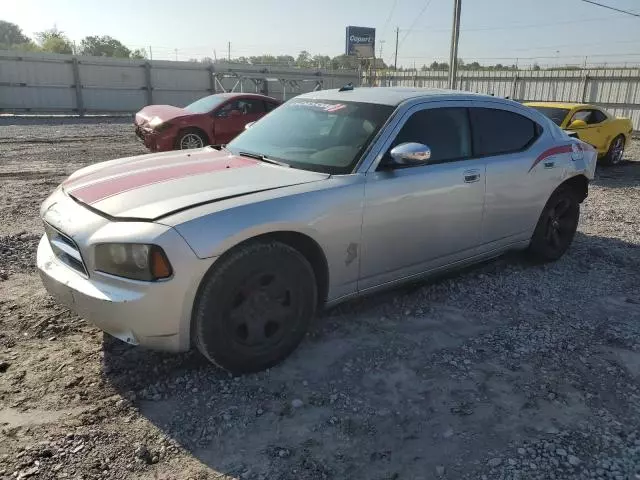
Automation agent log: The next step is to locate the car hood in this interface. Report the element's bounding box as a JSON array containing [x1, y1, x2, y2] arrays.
[[135, 105, 188, 125], [62, 148, 329, 220]]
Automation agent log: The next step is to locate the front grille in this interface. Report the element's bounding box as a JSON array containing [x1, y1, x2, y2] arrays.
[[44, 222, 88, 276]]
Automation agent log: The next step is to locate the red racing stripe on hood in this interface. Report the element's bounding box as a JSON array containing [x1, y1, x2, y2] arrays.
[[63, 150, 218, 187], [67, 157, 258, 204], [528, 144, 573, 172]]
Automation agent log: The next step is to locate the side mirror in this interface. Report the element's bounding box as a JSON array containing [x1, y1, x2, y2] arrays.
[[244, 121, 256, 130], [388, 142, 432, 166], [568, 119, 587, 129]]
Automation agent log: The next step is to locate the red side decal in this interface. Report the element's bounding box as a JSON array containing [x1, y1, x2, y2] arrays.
[[67, 157, 257, 204], [528, 145, 573, 173]]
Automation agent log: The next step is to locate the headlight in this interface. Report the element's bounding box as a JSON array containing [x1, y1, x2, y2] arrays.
[[94, 243, 172, 281], [148, 116, 164, 128], [148, 116, 172, 132]]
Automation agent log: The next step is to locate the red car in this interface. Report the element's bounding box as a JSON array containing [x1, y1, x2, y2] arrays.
[[134, 93, 280, 152]]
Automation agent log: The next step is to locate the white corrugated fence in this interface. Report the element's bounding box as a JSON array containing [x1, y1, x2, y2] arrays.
[[370, 69, 640, 131]]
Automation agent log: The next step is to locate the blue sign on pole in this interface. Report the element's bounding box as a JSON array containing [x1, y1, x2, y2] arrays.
[[345, 26, 376, 58]]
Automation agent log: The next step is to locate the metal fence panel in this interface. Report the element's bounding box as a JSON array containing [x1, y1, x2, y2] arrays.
[[82, 88, 147, 112], [80, 62, 144, 88], [0, 50, 358, 114], [371, 69, 640, 131], [4, 50, 636, 130]]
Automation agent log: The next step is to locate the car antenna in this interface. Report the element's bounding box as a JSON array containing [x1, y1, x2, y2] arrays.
[[338, 83, 354, 92]]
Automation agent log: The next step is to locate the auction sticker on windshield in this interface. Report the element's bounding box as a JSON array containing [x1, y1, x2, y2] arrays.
[[288, 101, 347, 112]]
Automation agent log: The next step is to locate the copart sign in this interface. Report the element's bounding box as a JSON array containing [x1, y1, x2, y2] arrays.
[[345, 26, 375, 58]]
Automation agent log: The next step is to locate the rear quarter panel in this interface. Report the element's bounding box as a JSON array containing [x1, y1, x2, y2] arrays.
[[611, 117, 634, 142]]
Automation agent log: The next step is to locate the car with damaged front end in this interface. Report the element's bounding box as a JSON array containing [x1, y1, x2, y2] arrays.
[[38, 87, 598, 374]]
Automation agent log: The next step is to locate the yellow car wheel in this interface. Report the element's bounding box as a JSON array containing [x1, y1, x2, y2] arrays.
[[602, 135, 625, 166]]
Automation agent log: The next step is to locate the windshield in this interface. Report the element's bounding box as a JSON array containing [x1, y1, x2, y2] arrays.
[[226, 99, 395, 174], [529, 106, 570, 126], [184, 95, 227, 114]]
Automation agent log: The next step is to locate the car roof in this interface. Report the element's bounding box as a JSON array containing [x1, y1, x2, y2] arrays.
[[211, 92, 277, 101], [295, 86, 496, 106], [524, 101, 590, 109]]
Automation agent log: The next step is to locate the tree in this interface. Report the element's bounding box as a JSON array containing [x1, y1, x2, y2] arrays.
[[249, 54, 277, 65], [36, 27, 73, 54], [130, 48, 146, 59], [276, 55, 295, 66], [429, 61, 449, 71], [79, 35, 132, 58], [0, 20, 30, 47], [330, 54, 359, 70], [296, 50, 311, 68], [311, 54, 331, 68]]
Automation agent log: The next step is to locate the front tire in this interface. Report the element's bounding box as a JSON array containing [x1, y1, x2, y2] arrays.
[[527, 187, 580, 262], [176, 129, 207, 150], [601, 135, 625, 166], [193, 241, 317, 374]]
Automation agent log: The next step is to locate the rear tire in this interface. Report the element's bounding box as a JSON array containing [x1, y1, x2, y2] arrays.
[[193, 241, 317, 374], [527, 187, 580, 263], [176, 128, 207, 150], [601, 135, 625, 166]]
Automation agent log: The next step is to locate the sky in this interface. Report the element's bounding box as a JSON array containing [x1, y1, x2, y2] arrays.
[[3, 0, 640, 67]]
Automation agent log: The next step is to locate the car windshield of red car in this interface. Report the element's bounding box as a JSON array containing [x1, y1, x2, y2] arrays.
[[184, 95, 227, 114]]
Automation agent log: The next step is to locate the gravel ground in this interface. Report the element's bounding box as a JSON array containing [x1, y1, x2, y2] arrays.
[[0, 118, 639, 480]]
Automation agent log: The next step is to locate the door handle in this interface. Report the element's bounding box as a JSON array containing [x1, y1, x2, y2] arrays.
[[463, 169, 481, 183], [544, 161, 555, 169]]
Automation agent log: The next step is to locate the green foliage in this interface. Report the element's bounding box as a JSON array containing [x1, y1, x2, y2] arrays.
[[36, 28, 73, 54], [429, 61, 449, 71], [130, 48, 146, 59], [0, 20, 30, 46], [330, 54, 360, 70], [0, 40, 40, 52], [80, 35, 132, 57], [296, 50, 311, 67]]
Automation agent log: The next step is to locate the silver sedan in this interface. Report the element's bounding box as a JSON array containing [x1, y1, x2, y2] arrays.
[[37, 87, 598, 373]]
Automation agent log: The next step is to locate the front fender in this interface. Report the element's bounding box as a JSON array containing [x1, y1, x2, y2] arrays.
[[167, 176, 367, 301]]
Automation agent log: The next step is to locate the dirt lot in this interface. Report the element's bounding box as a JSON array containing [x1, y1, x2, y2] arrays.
[[0, 118, 639, 480]]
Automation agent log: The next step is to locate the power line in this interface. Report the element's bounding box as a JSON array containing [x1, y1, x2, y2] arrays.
[[579, 0, 640, 17], [380, 0, 399, 40], [401, 13, 635, 33], [399, 0, 434, 47], [397, 51, 640, 60]]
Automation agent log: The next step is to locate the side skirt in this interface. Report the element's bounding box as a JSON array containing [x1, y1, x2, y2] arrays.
[[324, 239, 531, 309]]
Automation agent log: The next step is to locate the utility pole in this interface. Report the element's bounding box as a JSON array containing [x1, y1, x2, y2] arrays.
[[394, 27, 399, 70], [174, 48, 178, 61], [148, 46, 153, 61], [447, 0, 462, 89], [227, 42, 231, 62]]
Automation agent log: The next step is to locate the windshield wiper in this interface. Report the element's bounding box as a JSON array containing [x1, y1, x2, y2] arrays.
[[238, 151, 290, 168]]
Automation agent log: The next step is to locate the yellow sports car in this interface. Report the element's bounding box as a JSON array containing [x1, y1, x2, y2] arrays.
[[524, 102, 633, 166]]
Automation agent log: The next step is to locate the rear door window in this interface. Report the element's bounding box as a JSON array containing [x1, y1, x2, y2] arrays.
[[469, 108, 540, 156]]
